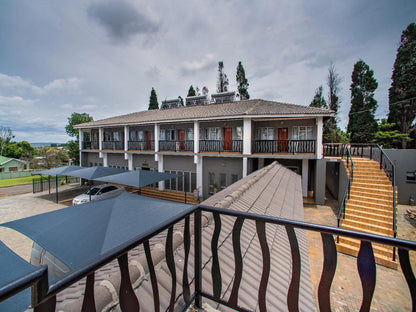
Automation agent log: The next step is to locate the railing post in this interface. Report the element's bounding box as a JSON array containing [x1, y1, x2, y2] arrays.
[[194, 209, 202, 308]]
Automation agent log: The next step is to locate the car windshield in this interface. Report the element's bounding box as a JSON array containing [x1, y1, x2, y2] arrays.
[[85, 187, 100, 195]]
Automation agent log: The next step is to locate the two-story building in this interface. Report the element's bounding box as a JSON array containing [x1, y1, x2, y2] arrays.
[[75, 93, 333, 202]]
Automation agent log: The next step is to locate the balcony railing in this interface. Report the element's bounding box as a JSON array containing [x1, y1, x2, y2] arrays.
[[82, 141, 99, 150], [128, 140, 155, 151], [199, 140, 243, 153], [159, 140, 194, 152], [102, 140, 124, 150], [252, 139, 316, 154], [1, 205, 415, 312]]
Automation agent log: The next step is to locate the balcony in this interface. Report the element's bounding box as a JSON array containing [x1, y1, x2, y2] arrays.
[[199, 140, 243, 153], [1, 205, 415, 311], [82, 141, 99, 150], [252, 139, 315, 154], [128, 140, 155, 151], [159, 140, 194, 152], [102, 140, 124, 150]]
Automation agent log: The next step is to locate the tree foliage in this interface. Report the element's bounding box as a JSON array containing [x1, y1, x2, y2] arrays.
[[65, 113, 93, 139], [324, 63, 342, 142], [217, 61, 229, 93], [388, 22, 416, 148], [3, 141, 36, 159], [309, 86, 327, 108], [0, 126, 14, 156], [373, 119, 411, 148], [36, 146, 69, 169], [187, 85, 196, 97], [347, 60, 378, 143], [148, 87, 159, 110], [236, 61, 249, 100]]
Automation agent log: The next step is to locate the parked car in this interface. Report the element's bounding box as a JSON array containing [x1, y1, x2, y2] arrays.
[[72, 184, 125, 205]]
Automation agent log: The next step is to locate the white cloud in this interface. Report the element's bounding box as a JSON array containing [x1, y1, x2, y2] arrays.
[[42, 77, 82, 94], [181, 53, 216, 75]]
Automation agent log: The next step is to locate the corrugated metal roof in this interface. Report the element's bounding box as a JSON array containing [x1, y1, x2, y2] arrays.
[[75, 99, 334, 128]]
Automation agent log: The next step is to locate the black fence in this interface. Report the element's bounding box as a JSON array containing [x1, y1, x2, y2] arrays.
[[159, 140, 194, 152], [252, 140, 315, 154], [32, 176, 80, 194], [199, 140, 243, 153]]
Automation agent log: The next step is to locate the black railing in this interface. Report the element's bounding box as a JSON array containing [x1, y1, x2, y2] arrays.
[[159, 140, 194, 152], [128, 140, 155, 151], [199, 140, 243, 153], [2, 205, 416, 311], [337, 146, 354, 229], [252, 140, 315, 154], [82, 141, 99, 150], [102, 141, 124, 150]]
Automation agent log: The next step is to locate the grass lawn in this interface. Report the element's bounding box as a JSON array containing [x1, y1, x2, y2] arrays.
[[0, 176, 35, 187]]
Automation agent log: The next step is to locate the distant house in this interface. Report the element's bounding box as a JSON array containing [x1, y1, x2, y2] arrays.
[[0, 156, 27, 173]]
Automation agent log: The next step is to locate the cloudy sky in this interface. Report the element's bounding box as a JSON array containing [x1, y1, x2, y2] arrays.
[[0, 0, 415, 143]]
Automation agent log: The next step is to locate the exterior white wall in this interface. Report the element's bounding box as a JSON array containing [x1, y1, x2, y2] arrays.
[[103, 153, 108, 167], [302, 159, 308, 197], [243, 157, 248, 178], [158, 154, 164, 190], [243, 118, 252, 155], [196, 155, 203, 196], [154, 124, 160, 152], [194, 121, 199, 153], [316, 117, 323, 159], [124, 126, 129, 151]]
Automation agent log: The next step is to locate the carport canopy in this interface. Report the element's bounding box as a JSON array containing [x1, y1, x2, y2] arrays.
[[33, 165, 82, 176], [96, 170, 179, 189]]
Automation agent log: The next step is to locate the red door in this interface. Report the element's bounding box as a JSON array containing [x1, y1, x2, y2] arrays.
[[278, 128, 288, 152], [224, 127, 232, 151], [145, 131, 152, 150], [178, 130, 185, 150]]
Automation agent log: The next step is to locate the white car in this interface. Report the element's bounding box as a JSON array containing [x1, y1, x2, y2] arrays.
[[72, 184, 125, 205]]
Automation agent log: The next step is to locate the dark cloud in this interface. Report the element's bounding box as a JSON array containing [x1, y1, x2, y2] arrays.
[[88, 0, 160, 43]]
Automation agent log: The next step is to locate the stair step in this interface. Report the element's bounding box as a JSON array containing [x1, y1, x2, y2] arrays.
[[336, 243, 398, 269], [344, 213, 393, 227], [349, 191, 393, 201], [345, 209, 393, 222], [338, 237, 395, 258], [342, 222, 394, 236], [348, 195, 392, 206], [346, 203, 392, 216], [352, 179, 392, 187]]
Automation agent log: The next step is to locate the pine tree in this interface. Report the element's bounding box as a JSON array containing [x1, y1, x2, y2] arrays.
[[309, 86, 327, 108], [236, 61, 249, 100], [347, 60, 378, 143], [388, 23, 416, 148], [324, 63, 342, 142], [187, 85, 196, 97], [148, 88, 159, 110], [217, 61, 229, 93]]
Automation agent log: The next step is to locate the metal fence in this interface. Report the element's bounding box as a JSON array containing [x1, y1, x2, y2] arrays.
[[32, 176, 80, 193]]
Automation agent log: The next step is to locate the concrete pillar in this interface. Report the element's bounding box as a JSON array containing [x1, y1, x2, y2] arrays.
[[195, 155, 203, 197], [243, 157, 248, 178], [315, 159, 326, 205], [124, 126, 129, 152], [103, 153, 108, 167], [99, 127, 103, 150], [302, 159, 308, 197], [79, 130, 83, 165], [154, 123, 160, 152], [316, 117, 323, 159], [126, 154, 133, 170], [243, 118, 252, 155], [158, 154, 164, 190], [194, 121, 200, 153]]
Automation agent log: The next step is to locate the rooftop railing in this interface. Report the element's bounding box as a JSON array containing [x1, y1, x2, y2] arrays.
[[1, 204, 415, 312], [252, 139, 315, 154]]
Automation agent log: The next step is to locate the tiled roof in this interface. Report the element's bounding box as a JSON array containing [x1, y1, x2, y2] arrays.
[[75, 99, 334, 128], [57, 162, 314, 311]]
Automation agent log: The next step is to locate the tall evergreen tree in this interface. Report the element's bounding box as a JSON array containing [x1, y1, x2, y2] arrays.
[[148, 87, 159, 110], [309, 86, 327, 108], [236, 61, 249, 100], [324, 63, 342, 142], [217, 61, 229, 93], [187, 85, 196, 97], [388, 22, 416, 148], [347, 60, 378, 143]]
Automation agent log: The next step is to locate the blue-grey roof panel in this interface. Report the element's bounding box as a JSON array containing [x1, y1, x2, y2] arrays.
[[96, 170, 179, 188], [33, 165, 82, 176]]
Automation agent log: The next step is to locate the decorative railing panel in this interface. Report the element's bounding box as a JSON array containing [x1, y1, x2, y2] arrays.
[[102, 141, 124, 150], [82, 141, 99, 150], [1, 205, 415, 312], [128, 140, 155, 151], [252, 140, 315, 154], [199, 140, 243, 153], [159, 140, 194, 152]]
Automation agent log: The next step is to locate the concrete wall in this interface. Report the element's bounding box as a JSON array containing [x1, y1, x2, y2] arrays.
[[164, 155, 195, 172], [107, 153, 128, 168], [326, 160, 340, 200], [202, 157, 242, 199], [132, 154, 157, 169], [81, 152, 102, 167], [314, 159, 326, 205], [384, 149, 416, 205]]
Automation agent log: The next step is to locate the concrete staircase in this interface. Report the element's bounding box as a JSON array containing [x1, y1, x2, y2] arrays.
[[336, 158, 397, 269]]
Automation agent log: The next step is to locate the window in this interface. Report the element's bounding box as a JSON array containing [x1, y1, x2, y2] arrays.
[[236, 127, 243, 140], [204, 128, 221, 140], [137, 131, 144, 141], [406, 171, 416, 183], [256, 128, 274, 140], [9, 167, 18, 172], [113, 131, 121, 141], [187, 128, 194, 141], [208, 172, 216, 193], [231, 174, 239, 184], [167, 129, 175, 141], [130, 130, 137, 141], [160, 129, 166, 140], [220, 173, 226, 190], [292, 126, 313, 140]]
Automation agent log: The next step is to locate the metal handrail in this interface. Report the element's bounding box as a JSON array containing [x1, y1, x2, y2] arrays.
[[337, 146, 353, 229]]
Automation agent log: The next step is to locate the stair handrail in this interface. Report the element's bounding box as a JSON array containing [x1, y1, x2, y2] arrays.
[[376, 145, 397, 238], [337, 145, 354, 229]]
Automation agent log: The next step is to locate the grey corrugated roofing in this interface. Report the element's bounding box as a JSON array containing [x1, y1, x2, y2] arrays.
[[75, 99, 334, 128]]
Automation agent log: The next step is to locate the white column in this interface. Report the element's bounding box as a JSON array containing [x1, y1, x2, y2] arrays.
[[154, 123, 160, 152], [158, 154, 164, 190], [243, 118, 252, 155], [302, 159, 308, 197], [127, 154, 133, 170], [103, 153, 108, 167], [79, 129, 83, 150], [242, 157, 248, 178], [194, 121, 199, 153], [196, 155, 203, 196], [316, 117, 323, 159], [99, 127, 104, 158], [124, 126, 129, 152]]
